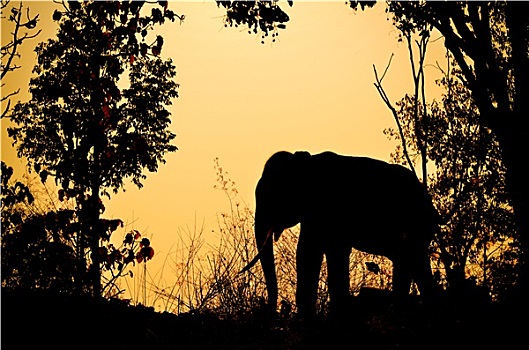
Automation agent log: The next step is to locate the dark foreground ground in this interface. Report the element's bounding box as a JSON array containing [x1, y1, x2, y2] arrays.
[[1, 289, 525, 349]]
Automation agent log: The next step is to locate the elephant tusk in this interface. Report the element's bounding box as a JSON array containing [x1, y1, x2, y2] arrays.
[[239, 228, 274, 274]]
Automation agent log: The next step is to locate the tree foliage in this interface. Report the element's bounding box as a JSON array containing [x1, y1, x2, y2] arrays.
[[385, 65, 520, 301], [216, 0, 375, 44], [7, 0, 180, 297], [216, 0, 292, 44], [1, 162, 79, 293], [386, 0, 529, 296], [1, 161, 157, 297], [9, 0, 179, 194]]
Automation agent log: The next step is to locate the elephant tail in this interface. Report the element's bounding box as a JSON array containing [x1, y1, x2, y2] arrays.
[[239, 228, 274, 274]]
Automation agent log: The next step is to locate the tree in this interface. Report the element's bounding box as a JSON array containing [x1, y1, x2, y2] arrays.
[[373, 18, 432, 186], [8, 0, 180, 297], [387, 0, 529, 297], [1, 2, 80, 295], [372, 18, 520, 300], [428, 70, 519, 301], [383, 63, 519, 301]]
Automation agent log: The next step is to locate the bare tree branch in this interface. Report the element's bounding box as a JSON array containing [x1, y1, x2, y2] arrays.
[[1, 0, 41, 117], [373, 54, 417, 178]]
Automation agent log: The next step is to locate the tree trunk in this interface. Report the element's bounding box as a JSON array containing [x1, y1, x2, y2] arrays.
[[89, 43, 104, 299], [494, 118, 529, 299], [505, 4, 529, 297], [89, 179, 102, 298]]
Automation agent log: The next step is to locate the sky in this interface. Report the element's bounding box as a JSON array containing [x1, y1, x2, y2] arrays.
[[1, 0, 447, 300]]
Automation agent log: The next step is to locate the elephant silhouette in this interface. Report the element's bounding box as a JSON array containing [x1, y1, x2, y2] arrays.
[[242, 151, 440, 317]]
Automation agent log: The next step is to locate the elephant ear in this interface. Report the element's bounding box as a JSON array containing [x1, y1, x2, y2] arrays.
[[262, 151, 293, 179]]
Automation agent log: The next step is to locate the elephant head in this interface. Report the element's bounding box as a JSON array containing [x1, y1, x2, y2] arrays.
[[241, 151, 310, 311]]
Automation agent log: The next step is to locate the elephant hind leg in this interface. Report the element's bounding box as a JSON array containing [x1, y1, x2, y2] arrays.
[[412, 250, 437, 297], [394, 248, 437, 298], [326, 245, 351, 316]]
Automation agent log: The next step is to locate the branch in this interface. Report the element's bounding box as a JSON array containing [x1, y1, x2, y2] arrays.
[[0, 87, 19, 103], [1, 1, 41, 111], [409, 30, 430, 187], [1, 93, 18, 119], [373, 54, 417, 177]]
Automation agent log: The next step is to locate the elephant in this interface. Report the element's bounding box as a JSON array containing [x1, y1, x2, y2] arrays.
[[242, 151, 440, 317]]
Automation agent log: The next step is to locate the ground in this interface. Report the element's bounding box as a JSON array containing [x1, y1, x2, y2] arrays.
[[1, 289, 524, 349]]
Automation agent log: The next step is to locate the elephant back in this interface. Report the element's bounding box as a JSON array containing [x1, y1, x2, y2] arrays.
[[309, 153, 439, 235]]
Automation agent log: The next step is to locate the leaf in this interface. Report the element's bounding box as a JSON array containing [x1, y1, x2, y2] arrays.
[[156, 35, 164, 47], [53, 10, 62, 21], [39, 170, 48, 183], [140, 237, 150, 247], [143, 246, 154, 260], [124, 232, 133, 244]]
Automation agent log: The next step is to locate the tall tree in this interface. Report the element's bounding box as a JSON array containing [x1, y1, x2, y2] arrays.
[[387, 0, 529, 297], [384, 64, 519, 300], [8, 0, 180, 297], [373, 18, 520, 300]]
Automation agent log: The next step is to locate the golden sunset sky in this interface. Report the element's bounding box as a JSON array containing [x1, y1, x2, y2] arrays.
[[2, 0, 447, 296]]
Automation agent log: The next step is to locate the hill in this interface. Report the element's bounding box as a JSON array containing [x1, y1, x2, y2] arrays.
[[1, 289, 523, 349]]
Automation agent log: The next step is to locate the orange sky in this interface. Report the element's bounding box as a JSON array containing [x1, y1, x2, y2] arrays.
[[1, 0, 447, 304]]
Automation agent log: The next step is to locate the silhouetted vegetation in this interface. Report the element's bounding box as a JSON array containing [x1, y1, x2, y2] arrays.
[[373, 24, 520, 301], [2, 1, 528, 349], [6, 0, 179, 297], [6, 161, 524, 349], [386, 1, 529, 298], [385, 65, 520, 301], [1, 162, 157, 297]]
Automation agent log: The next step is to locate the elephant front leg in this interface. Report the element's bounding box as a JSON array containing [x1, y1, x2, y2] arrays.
[[296, 232, 324, 318], [392, 258, 413, 296]]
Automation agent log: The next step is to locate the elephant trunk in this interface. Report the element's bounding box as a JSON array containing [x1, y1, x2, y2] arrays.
[[255, 216, 278, 312]]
